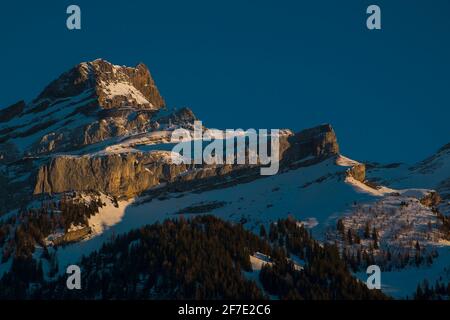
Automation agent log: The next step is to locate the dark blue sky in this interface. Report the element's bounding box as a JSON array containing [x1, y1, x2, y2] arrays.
[[1, 0, 449, 163]]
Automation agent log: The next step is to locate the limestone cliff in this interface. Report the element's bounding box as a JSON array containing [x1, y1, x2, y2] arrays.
[[280, 124, 340, 163], [34, 153, 190, 198], [33, 124, 340, 198]]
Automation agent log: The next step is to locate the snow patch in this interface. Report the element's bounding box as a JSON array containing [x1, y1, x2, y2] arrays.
[[101, 81, 154, 108], [87, 195, 134, 237], [345, 176, 397, 196], [336, 155, 360, 167]]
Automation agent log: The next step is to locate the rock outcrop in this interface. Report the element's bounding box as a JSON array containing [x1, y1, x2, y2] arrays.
[[156, 107, 197, 127], [420, 191, 441, 208], [34, 153, 190, 198], [53, 227, 92, 245], [280, 124, 339, 163], [33, 124, 341, 198], [347, 163, 366, 182]]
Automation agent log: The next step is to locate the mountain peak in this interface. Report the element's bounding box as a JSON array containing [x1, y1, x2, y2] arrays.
[[34, 59, 165, 110], [0, 59, 169, 159]]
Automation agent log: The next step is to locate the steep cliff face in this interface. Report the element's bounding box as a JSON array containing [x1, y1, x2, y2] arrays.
[[280, 124, 340, 164], [33, 123, 341, 198], [34, 152, 190, 197]]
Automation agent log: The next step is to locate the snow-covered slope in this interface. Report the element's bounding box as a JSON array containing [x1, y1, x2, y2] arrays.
[[367, 142, 450, 214], [356, 144, 450, 297], [40, 152, 447, 298]]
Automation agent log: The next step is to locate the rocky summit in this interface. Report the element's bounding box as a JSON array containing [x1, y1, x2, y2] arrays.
[[36, 59, 165, 110], [0, 59, 166, 160]]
